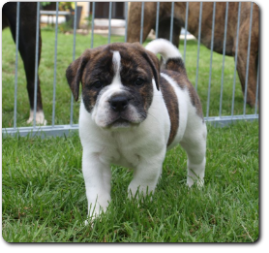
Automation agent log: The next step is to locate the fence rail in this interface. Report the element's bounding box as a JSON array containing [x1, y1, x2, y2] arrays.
[[2, 2, 259, 138]]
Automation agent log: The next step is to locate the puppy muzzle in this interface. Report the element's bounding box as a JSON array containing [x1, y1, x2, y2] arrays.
[[109, 95, 130, 113]]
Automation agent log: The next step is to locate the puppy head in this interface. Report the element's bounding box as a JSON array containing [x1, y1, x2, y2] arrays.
[[66, 42, 160, 129]]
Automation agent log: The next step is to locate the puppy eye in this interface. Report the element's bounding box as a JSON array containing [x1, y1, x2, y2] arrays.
[[134, 78, 145, 86], [92, 81, 103, 89]]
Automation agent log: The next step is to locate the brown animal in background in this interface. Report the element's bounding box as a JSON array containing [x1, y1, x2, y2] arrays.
[[127, 2, 259, 107], [2, 2, 46, 125]]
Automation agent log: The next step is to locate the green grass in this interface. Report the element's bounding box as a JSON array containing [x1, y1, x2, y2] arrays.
[[2, 29, 127, 127], [2, 28, 257, 128], [2, 121, 259, 242], [2, 27, 259, 242]]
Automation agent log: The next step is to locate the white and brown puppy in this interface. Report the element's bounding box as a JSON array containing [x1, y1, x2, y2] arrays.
[[66, 39, 207, 221]]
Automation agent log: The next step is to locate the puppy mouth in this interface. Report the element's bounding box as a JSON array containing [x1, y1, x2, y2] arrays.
[[107, 115, 139, 128]]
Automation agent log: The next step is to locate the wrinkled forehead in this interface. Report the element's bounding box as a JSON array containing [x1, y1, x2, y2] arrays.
[[87, 44, 151, 76]]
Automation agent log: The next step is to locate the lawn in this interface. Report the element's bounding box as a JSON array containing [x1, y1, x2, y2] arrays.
[[2, 121, 259, 242], [2, 27, 259, 242]]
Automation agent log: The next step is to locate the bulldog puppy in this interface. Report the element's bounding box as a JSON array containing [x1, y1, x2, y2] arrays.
[[66, 39, 207, 221]]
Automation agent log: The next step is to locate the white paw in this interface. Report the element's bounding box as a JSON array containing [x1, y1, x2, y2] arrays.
[[187, 177, 204, 188], [84, 219, 89, 226], [84, 219, 93, 227], [27, 110, 47, 126], [84, 215, 101, 227]]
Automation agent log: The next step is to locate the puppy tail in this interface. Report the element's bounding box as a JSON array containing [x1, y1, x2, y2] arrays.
[[145, 38, 186, 73]]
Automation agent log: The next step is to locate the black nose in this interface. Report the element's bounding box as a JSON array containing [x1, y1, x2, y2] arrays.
[[109, 96, 129, 112]]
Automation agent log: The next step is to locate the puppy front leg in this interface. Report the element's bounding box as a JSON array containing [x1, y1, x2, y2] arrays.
[[128, 151, 165, 198], [82, 152, 112, 221]]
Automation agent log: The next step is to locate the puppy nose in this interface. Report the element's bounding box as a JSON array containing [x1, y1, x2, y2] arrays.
[[109, 96, 129, 112]]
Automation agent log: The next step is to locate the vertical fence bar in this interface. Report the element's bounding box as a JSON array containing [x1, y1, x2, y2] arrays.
[[243, 2, 254, 115], [33, 2, 40, 128], [52, 2, 59, 127], [91, 2, 96, 49], [206, 2, 216, 118], [124, 2, 129, 42], [13, 2, 20, 128], [219, 2, 229, 116], [140, 2, 145, 44], [169, 2, 175, 42], [88, 2, 91, 21], [254, 53, 259, 115], [73, 3, 78, 54], [155, 2, 160, 39], [88, 1, 91, 32], [195, 2, 203, 91], [183, 2, 189, 62], [70, 2, 78, 126], [231, 2, 241, 116], [108, 2, 112, 43]]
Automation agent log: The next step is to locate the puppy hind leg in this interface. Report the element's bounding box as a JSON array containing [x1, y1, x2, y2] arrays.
[[187, 156, 206, 188], [180, 123, 207, 188]]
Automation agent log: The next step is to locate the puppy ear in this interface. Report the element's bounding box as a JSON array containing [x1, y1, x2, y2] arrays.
[[66, 50, 90, 101], [142, 50, 160, 90]]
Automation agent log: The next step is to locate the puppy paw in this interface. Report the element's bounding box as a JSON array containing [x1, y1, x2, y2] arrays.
[[84, 219, 90, 226], [27, 110, 47, 126], [84, 216, 96, 227], [187, 177, 204, 189]]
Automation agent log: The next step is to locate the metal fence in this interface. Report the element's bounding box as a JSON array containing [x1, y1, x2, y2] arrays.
[[2, 2, 259, 138]]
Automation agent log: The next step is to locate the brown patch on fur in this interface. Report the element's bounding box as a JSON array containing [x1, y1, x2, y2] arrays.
[[111, 43, 159, 111], [159, 76, 179, 146], [162, 69, 204, 120], [164, 58, 204, 119], [66, 49, 91, 101], [118, 42, 160, 90], [165, 58, 186, 75]]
